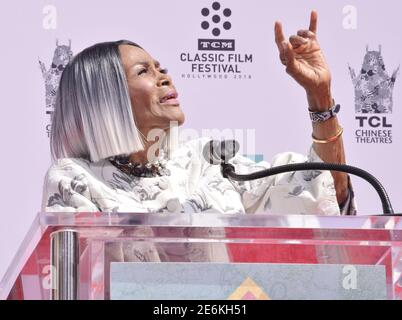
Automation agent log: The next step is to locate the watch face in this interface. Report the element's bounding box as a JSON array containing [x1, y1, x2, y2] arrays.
[[333, 104, 341, 113]]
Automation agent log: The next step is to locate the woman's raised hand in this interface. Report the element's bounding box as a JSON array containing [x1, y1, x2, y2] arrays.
[[275, 10, 332, 110]]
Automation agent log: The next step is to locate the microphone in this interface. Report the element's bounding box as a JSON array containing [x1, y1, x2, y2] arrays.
[[202, 139, 240, 164], [202, 140, 395, 215]]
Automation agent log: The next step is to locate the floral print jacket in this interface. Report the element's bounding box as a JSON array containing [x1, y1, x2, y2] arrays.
[[42, 138, 356, 215]]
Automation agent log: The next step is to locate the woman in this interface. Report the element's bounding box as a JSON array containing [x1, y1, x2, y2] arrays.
[[42, 11, 355, 215]]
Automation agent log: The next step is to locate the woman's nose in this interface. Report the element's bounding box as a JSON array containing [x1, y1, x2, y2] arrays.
[[161, 79, 170, 86], [158, 74, 171, 87]]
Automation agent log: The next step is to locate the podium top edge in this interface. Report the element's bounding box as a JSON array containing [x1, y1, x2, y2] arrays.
[[37, 212, 402, 230]]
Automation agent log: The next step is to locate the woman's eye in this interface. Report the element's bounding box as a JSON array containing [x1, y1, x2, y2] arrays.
[[159, 68, 168, 74], [138, 68, 147, 75]]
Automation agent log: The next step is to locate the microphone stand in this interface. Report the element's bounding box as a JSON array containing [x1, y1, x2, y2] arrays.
[[220, 162, 395, 215]]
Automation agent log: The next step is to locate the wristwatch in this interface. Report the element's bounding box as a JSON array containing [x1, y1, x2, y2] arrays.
[[309, 101, 341, 123]]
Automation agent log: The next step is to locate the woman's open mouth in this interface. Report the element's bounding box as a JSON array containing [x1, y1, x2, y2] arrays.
[[159, 91, 180, 106]]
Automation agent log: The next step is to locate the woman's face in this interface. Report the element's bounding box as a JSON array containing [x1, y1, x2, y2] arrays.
[[119, 45, 185, 137]]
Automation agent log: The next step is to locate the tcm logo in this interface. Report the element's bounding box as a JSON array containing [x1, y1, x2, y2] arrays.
[[198, 2, 234, 51], [198, 39, 234, 51]]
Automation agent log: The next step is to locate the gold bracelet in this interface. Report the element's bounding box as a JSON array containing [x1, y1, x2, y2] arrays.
[[312, 126, 343, 144]]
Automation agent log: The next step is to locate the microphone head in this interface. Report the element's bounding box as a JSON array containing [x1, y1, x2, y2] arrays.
[[202, 139, 240, 165], [220, 140, 240, 162]]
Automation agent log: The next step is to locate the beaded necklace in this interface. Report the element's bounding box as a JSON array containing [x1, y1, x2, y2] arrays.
[[109, 152, 170, 178]]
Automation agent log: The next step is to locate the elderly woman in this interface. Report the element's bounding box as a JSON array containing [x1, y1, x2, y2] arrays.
[[42, 11, 355, 215]]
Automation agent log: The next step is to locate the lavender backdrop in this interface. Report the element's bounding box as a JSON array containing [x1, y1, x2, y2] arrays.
[[0, 0, 401, 282]]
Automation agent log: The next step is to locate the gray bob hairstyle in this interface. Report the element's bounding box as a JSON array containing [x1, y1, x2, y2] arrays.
[[50, 40, 145, 162]]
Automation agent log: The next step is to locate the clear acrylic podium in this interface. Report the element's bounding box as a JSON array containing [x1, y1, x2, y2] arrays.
[[1, 212, 402, 300]]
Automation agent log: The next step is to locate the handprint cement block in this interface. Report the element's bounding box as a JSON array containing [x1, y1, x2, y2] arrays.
[[349, 46, 399, 114]]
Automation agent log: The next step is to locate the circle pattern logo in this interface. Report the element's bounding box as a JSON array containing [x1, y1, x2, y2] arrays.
[[201, 2, 232, 37]]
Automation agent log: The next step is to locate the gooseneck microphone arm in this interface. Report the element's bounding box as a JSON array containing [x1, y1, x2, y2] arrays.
[[221, 162, 394, 215], [202, 139, 394, 215]]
